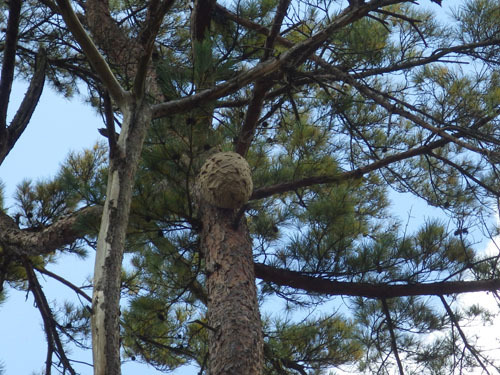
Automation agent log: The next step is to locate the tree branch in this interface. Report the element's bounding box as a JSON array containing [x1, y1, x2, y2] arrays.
[[0, 205, 101, 257], [24, 259, 76, 375], [234, 0, 291, 156], [54, 0, 128, 107], [251, 137, 450, 200], [263, 0, 292, 60], [1, 49, 47, 164], [381, 298, 405, 375], [34, 265, 92, 303], [133, 0, 175, 98], [0, 0, 22, 129], [440, 295, 492, 375], [152, 0, 400, 119], [429, 151, 500, 197], [102, 90, 119, 158], [214, 3, 500, 88], [254, 263, 500, 298], [234, 80, 274, 156], [327, 64, 499, 159]]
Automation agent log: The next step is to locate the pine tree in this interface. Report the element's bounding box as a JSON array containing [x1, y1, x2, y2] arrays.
[[1, 0, 500, 374]]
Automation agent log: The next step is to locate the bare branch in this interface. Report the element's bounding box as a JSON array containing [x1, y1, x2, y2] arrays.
[[440, 295, 492, 375], [34, 266, 92, 303], [251, 137, 450, 200], [381, 298, 405, 375], [255, 263, 500, 298], [24, 259, 76, 375]]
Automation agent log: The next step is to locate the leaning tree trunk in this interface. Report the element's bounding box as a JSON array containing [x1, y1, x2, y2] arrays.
[[197, 152, 264, 375], [92, 101, 152, 375]]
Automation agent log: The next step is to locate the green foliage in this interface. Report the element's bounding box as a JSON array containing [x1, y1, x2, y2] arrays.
[[264, 314, 362, 373], [58, 142, 108, 206], [455, 0, 500, 45]]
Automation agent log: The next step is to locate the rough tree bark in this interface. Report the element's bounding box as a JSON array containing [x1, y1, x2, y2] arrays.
[[196, 151, 263, 375], [200, 205, 263, 375]]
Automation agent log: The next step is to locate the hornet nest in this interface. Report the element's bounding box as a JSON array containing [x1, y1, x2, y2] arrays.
[[197, 151, 253, 209]]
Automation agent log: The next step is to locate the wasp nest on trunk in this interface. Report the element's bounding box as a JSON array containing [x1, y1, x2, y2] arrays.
[[197, 151, 253, 209]]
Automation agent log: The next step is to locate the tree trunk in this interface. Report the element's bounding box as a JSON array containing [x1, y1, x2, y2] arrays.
[[92, 99, 151, 375], [200, 205, 263, 375]]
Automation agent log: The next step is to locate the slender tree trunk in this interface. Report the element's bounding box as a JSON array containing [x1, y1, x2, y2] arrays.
[[92, 99, 151, 375], [200, 205, 263, 375]]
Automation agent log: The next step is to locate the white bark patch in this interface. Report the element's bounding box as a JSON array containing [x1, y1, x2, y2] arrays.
[[92, 290, 106, 369], [198, 152, 253, 209]]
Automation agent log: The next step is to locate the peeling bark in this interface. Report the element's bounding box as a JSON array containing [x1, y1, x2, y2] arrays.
[[200, 205, 263, 375], [91, 101, 152, 375]]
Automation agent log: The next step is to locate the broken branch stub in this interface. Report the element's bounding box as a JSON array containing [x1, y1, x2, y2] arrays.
[[198, 151, 253, 209]]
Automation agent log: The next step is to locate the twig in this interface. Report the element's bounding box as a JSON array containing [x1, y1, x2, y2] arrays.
[[381, 298, 405, 375], [23, 259, 76, 375], [439, 295, 492, 375], [33, 265, 92, 303]]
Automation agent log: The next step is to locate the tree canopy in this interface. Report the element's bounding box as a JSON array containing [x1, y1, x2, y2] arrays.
[[1, 0, 500, 374]]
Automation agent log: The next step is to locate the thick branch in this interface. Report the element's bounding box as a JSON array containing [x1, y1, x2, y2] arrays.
[[0, 205, 101, 257], [262, 0, 292, 60], [254, 263, 500, 298], [0, 0, 22, 129], [152, 57, 281, 117], [133, 0, 175, 98], [190, 0, 217, 43], [235, 80, 274, 156], [54, 0, 127, 106]]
